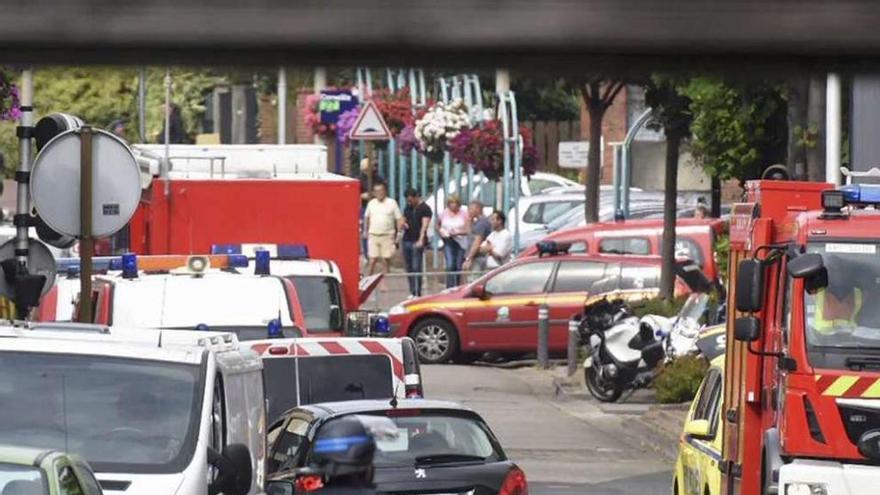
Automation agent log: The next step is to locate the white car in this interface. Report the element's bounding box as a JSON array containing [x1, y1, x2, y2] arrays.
[[507, 192, 585, 236], [424, 171, 579, 215]]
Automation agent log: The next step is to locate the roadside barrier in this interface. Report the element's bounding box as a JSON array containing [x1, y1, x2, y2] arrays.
[[567, 315, 581, 376]]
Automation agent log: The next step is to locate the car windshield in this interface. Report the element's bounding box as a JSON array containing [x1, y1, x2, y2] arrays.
[[803, 242, 880, 359], [262, 355, 394, 422], [286, 276, 343, 332], [0, 352, 202, 474], [0, 464, 48, 495], [318, 412, 502, 468]]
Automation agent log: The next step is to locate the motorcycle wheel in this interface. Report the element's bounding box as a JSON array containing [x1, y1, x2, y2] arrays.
[[585, 365, 623, 403]]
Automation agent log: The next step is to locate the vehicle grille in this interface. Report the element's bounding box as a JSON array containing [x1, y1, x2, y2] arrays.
[[838, 402, 880, 445]]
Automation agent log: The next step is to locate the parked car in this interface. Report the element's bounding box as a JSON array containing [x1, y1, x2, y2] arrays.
[[388, 245, 703, 363], [424, 171, 579, 215], [519, 218, 725, 281], [673, 356, 724, 495], [0, 445, 103, 495], [266, 399, 528, 495], [244, 337, 423, 423], [508, 192, 585, 236]]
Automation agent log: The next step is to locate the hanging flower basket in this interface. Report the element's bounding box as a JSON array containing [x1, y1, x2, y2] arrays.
[[0, 67, 21, 122], [449, 120, 540, 181], [414, 100, 471, 162], [372, 88, 416, 137]]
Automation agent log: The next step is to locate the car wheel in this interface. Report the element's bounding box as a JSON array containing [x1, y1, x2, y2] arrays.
[[411, 318, 459, 364]]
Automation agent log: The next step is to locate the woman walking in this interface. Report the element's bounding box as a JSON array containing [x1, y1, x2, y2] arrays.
[[437, 194, 470, 288]]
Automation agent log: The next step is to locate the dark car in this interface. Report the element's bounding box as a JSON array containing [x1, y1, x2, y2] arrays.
[[266, 399, 527, 495]]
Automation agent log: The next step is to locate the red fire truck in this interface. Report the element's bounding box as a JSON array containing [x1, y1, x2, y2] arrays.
[[723, 180, 880, 495]]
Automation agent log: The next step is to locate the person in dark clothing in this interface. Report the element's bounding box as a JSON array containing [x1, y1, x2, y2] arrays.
[[156, 103, 187, 144], [401, 188, 432, 297]]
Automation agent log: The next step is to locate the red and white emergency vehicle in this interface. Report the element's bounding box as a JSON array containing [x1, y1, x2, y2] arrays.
[[39, 253, 309, 340], [722, 180, 880, 495], [244, 336, 423, 423], [0, 322, 266, 495]]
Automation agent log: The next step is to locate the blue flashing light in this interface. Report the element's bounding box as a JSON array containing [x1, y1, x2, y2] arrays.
[[211, 244, 242, 255], [267, 318, 282, 338], [255, 249, 271, 275], [277, 244, 309, 260], [840, 184, 880, 205], [196, 323, 211, 331], [121, 253, 138, 279], [228, 254, 249, 268], [372, 315, 391, 336], [313, 435, 370, 454]]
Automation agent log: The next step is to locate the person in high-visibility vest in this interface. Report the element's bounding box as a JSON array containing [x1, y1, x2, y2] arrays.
[[811, 284, 863, 332]]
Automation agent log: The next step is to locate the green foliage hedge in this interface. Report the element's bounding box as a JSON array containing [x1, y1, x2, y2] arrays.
[[654, 355, 709, 404]]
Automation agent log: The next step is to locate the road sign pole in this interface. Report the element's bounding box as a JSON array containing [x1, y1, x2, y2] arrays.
[[15, 69, 34, 275], [79, 127, 94, 324]]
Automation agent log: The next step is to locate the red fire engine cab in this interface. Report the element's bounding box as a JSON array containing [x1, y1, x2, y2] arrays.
[[723, 180, 880, 495]]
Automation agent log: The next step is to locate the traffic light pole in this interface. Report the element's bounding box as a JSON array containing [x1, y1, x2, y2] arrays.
[[12, 69, 34, 319], [78, 127, 94, 324]]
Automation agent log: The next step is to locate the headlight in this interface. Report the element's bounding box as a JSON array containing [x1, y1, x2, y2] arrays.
[[785, 483, 828, 495], [388, 304, 408, 316]]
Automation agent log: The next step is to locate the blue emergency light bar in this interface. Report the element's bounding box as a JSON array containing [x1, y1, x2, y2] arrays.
[[839, 184, 880, 205], [211, 243, 310, 260]]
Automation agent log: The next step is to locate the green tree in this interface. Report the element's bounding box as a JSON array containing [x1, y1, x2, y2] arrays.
[[644, 75, 693, 300], [511, 78, 580, 121], [0, 67, 231, 175], [682, 78, 787, 183]]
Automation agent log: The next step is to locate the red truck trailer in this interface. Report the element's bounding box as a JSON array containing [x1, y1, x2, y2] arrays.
[[128, 174, 363, 311]]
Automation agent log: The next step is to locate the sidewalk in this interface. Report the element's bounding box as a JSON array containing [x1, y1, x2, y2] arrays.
[[521, 363, 688, 461]]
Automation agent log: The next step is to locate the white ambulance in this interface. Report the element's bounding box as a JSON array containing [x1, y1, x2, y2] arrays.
[[0, 322, 266, 495]]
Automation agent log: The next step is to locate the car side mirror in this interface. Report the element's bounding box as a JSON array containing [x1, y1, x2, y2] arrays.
[[684, 419, 712, 439], [469, 283, 489, 300], [734, 316, 761, 343], [208, 444, 253, 495], [735, 259, 764, 313], [266, 480, 295, 495]]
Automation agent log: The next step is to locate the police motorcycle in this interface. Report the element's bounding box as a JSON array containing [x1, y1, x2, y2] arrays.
[[579, 263, 721, 402]]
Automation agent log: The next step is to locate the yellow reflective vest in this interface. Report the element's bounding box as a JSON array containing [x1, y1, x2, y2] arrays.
[[814, 288, 863, 332]]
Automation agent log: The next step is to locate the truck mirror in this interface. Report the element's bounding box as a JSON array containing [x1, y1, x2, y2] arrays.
[[266, 480, 295, 495], [788, 253, 824, 279], [208, 444, 253, 495], [329, 304, 343, 328], [734, 316, 761, 342], [735, 259, 764, 312]]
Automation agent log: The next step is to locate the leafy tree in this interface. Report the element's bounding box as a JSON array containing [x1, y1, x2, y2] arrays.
[[511, 78, 580, 121], [682, 78, 787, 183], [0, 67, 229, 175], [644, 75, 693, 300], [579, 80, 626, 223]]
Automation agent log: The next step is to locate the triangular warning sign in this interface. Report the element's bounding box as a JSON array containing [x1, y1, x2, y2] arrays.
[[349, 100, 392, 140]]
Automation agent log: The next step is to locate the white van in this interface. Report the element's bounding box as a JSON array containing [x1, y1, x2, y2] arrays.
[[0, 322, 266, 495]]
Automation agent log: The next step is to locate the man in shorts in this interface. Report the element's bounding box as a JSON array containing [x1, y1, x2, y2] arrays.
[[364, 183, 403, 277]]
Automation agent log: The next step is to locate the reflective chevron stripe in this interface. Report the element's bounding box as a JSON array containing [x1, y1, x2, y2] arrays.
[[816, 375, 880, 398]]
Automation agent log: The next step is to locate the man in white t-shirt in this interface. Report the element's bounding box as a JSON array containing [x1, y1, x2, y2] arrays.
[[364, 183, 403, 276], [479, 210, 513, 269]]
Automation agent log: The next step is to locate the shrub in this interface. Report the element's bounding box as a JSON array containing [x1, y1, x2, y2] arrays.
[[654, 356, 709, 404]]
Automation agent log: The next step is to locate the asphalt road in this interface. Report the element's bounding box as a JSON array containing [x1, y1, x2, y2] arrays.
[[422, 364, 673, 495]]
